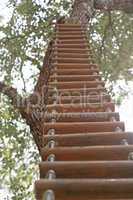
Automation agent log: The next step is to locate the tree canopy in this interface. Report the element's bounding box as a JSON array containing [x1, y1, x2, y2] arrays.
[[0, 0, 133, 199]]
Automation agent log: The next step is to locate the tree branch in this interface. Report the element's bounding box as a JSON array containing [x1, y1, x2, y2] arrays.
[[71, 0, 94, 25], [20, 64, 27, 93], [94, 0, 133, 12], [0, 82, 24, 110], [71, 0, 133, 25]]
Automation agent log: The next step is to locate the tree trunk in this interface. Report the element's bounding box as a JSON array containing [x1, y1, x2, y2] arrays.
[[71, 0, 94, 26], [95, 0, 133, 12], [71, 0, 133, 26]]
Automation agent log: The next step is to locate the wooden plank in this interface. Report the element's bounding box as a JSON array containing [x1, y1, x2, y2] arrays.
[[52, 57, 92, 63], [55, 39, 86, 44], [39, 161, 133, 178], [46, 102, 115, 113], [52, 69, 99, 76], [48, 87, 106, 96], [53, 44, 88, 48], [52, 63, 98, 69], [53, 52, 93, 59], [56, 31, 85, 35], [48, 94, 111, 104], [35, 179, 133, 200], [44, 112, 119, 122], [42, 131, 132, 146], [41, 145, 133, 161], [43, 121, 124, 134], [49, 81, 104, 89], [49, 75, 101, 82], [57, 23, 84, 27], [55, 35, 86, 40], [57, 28, 84, 31], [53, 48, 89, 53]]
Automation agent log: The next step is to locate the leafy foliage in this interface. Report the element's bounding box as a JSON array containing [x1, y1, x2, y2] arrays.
[[0, 97, 39, 199], [0, 0, 71, 91], [89, 11, 133, 83]]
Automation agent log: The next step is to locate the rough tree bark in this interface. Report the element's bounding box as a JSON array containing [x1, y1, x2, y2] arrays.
[[71, 0, 94, 25], [71, 0, 133, 25], [95, 0, 133, 12], [1, 0, 133, 151]]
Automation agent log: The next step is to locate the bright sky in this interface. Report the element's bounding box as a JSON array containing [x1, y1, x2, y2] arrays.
[[121, 99, 133, 130], [0, 0, 12, 21], [116, 90, 133, 131]]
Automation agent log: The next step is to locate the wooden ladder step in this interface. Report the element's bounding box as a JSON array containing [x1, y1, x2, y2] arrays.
[[42, 132, 133, 146], [45, 112, 119, 122], [56, 31, 85, 35], [50, 75, 101, 82], [40, 161, 133, 178], [49, 81, 104, 89], [52, 63, 98, 69], [55, 39, 86, 44], [35, 179, 133, 200], [57, 23, 84, 27], [53, 52, 93, 58], [46, 102, 115, 113], [48, 87, 106, 95], [52, 57, 92, 63], [43, 121, 124, 134], [48, 95, 111, 104], [41, 145, 133, 161], [52, 69, 99, 75], [55, 35, 86, 40], [53, 48, 90, 53], [57, 25, 85, 32], [53, 44, 88, 48], [57, 28, 85, 32]]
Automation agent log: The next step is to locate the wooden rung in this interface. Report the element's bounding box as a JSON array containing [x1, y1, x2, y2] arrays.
[[53, 52, 93, 59], [56, 31, 85, 35], [57, 28, 85, 32], [42, 132, 133, 146], [43, 121, 124, 134], [39, 161, 133, 178], [35, 179, 133, 200], [48, 94, 111, 104], [49, 75, 101, 82], [57, 23, 83, 27], [41, 145, 132, 161], [52, 68, 99, 75], [52, 63, 98, 69], [55, 39, 86, 44], [57, 25, 83, 29], [52, 57, 92, 64], [46, 102, 115, 113], [49, 81, 104, 89], [47, 87, 106, 96], [53, 48, 90, 53], [57, 27, 84, 31], [53, 44, 88, 49], [45, 112, 119, 122], [55, 35, 86, 40]]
